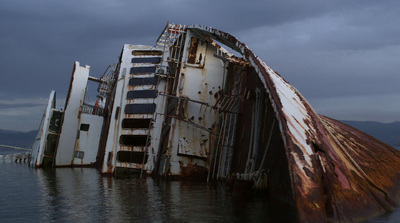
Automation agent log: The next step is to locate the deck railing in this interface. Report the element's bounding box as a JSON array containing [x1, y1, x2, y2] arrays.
[[82, 103, 105, 116]]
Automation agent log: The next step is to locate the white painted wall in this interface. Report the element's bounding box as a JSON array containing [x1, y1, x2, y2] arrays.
[[101, 45, 129, 174], [55, 61, 89, 166], [101, 44, 166, 174], [73, 113, 104, 165], [167, 30, 226, 175], [31, 90, 56, 167]]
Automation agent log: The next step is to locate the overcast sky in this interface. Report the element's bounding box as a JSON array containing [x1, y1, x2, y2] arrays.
[[1, 0, 400, 132]]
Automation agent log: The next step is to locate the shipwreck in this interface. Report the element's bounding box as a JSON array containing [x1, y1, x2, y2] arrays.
[[30, 23, 400, 222]]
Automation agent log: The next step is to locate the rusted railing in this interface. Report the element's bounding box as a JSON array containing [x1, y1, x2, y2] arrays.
[[82, 103, 104, 116]]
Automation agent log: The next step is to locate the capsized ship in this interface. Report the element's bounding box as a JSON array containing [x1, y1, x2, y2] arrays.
[[30, 23, 400, 222]]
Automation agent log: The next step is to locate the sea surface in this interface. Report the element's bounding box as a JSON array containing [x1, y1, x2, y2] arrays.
[[0, 148, 280, 223], [1, 147, 400, 223]]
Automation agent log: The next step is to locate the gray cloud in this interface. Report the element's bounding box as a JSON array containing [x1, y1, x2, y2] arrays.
[[1, 0, 400, 131]]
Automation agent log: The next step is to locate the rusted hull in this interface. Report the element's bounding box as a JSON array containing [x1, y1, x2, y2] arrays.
[[187, 25, 400, 222], [318, 116, 400, 221]]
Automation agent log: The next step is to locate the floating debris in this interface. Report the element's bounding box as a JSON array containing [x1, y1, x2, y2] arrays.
[[1, 152, 30, 163]]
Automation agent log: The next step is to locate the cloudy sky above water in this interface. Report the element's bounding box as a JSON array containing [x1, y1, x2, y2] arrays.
[[1, 0, 400, 132]]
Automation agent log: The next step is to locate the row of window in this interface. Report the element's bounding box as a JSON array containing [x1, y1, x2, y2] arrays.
[[116, 53, 162, 164]]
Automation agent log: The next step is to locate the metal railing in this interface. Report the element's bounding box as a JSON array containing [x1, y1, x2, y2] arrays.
[[82, 103, 105, 116]]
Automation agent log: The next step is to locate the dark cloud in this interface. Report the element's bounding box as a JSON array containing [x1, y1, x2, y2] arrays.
[[1, 0, 400, 130]]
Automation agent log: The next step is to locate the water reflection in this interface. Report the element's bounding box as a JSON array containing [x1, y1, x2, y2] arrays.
[[0, 161, 301, 222], [29, 166, 274, 222], [37, 168, 106, 222], [3, 151, 400, 222]]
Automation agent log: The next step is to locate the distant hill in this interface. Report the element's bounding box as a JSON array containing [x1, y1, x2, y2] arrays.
[[340, 120, 400, 147], [0, 129, 37, 149]]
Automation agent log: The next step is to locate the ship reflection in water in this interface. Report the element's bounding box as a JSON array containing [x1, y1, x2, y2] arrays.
[[0, 161, 294, 222]]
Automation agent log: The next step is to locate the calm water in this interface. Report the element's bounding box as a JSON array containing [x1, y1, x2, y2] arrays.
[[0, 150, 281, 223], [2, 148, 400, 223]]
